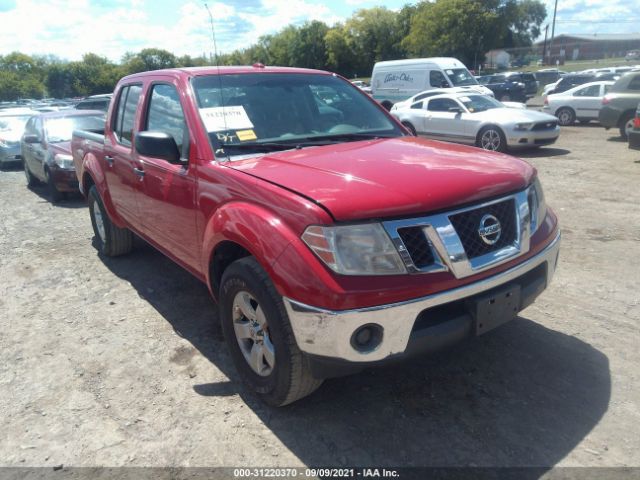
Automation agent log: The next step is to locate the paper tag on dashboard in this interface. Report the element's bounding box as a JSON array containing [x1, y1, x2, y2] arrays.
[[199, 106, 254, 132]]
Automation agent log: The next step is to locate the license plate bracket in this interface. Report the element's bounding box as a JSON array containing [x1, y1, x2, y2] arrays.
[[472, 284, 521, 336]]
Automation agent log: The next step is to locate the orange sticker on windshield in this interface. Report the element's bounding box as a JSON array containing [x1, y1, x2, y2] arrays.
[[237, 129, 257, 141]]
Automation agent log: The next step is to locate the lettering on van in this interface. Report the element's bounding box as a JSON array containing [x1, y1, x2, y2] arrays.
[[383, 73, 414, 84]]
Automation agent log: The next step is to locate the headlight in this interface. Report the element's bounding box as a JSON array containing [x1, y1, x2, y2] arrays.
[[53, 153, 74, 169], [527, 177, 547, 234], [515, 122, 533, 131], [302, 223, 406, 275]]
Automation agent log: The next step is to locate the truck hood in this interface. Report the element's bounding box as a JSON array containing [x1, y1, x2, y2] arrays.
[[227, 137, 534, 221]]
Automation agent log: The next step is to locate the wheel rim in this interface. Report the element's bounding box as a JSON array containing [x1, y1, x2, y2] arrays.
[[481, 129, 501, 151], [232, 291, 275, 377], [625, 118, 634, 136], [92, 201, 106, 243], [558, 110, 572, 125]]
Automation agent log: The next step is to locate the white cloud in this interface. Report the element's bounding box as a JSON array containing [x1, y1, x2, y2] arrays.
[[0, 0, 343, 61]]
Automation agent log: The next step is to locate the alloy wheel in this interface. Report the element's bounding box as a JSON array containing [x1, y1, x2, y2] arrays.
[[481, 129, 501, 151], [232, 291, 275, 377]]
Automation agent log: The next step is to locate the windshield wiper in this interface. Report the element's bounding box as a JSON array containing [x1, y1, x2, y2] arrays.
[[303, 132, 397, 142]]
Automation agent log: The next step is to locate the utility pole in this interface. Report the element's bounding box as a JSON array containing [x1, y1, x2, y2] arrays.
[[542, 24, 549, 63], [549, 0, 559, 64]]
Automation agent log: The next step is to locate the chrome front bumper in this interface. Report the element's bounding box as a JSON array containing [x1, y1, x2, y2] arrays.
[[506, 126, 560, 148], [284, 231, 560, 363]]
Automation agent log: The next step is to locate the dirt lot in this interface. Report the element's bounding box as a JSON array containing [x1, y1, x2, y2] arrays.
[[1, 125, 639, 471]]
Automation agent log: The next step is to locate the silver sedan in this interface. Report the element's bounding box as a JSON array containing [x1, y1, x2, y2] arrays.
[[391, 93, 560, 152]]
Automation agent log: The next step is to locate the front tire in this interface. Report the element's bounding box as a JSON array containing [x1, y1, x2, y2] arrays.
[[402, 121, 417, 136], [45, 168, 63, 203], [88, 185, 133, 256], [219, 257, 322, 406], [477, 126, 507, 152], [24, 161, 39, 187], [556, 107, 576, 126]]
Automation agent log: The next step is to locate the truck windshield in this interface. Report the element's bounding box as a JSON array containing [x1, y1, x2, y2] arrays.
[[45, 114, 104, 143], [446, 68, 478, 87], [192, 73, 403, 156]]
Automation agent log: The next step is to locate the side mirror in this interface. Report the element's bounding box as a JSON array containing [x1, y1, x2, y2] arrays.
[[448, 107, 463, 114], [135, 131, 182, 164], [23, 134, 40, 144]]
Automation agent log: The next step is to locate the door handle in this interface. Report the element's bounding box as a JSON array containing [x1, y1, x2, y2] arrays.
[[104, 155, 114, 166], [133, 167, 145, 177]]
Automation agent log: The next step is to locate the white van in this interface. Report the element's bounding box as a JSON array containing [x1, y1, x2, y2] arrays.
[[371, 57, 493, 109]]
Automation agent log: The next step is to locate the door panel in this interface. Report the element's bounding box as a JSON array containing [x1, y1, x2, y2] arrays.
[[104, 84, 143, 225], [134, 81, 200, 270]]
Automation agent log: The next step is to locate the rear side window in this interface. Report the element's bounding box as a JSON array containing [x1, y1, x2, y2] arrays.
[[113, 84, 142, 146], [574, 85, 600, 97], [145, 84, 187, 157], [628, 75, 640, 91], [522, 74, 536, 82], [428, 98, 459, 112]]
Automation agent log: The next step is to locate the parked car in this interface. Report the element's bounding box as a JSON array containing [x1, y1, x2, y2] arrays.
[[371, 57, 493, 109], [534, 69, 567, 87], [504, 72, 538, 97], [543, 81, 614, 125], [629, 102, 640, 150], [594, 72, 621, 82], [71, 66, 560, 406], [391, 92, 559, 152], [599, 72, 640, 139], [391, 87, 504, 111], [546, 74, 596, 95], [21, 110, 104, 201], [74, 94, 112, 112], [482, 73, 529, 102], [626, 50, 640, 62], [0, 109, 38, 167]]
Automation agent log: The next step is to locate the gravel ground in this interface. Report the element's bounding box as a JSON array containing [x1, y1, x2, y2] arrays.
[[1, 125, 639, 471]]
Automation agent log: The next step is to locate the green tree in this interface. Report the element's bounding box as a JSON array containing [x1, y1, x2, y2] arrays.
[[121, 48, 178, 74]]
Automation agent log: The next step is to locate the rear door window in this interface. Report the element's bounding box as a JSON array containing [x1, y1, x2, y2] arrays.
[[574, 85, 600, 97], [113, 84, 142, 146]]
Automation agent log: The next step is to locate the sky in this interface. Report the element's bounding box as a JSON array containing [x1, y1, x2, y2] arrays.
[[0, 0, 638, 62]]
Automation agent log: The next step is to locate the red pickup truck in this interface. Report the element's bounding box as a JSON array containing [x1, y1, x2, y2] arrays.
[[71, 65, 560, 406]]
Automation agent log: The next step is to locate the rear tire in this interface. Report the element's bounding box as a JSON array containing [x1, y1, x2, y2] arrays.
[[88, 185, 133, 257], [219, 257, 322, 406], [477, 126, 507, 153], [556, 107, 576, 126], [619, 112, 634, 140]]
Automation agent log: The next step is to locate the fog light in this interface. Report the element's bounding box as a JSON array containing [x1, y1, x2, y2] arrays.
[[350, 324, 383, 353]]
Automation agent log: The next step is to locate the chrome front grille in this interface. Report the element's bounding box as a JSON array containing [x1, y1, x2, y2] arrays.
[[397, 226, 435, 268], [383, 190, 531, 279], [448, 199, 517, 259]]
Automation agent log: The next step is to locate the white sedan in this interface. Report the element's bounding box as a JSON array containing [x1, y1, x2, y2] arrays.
[[391, 92, 560, 152], [391, 86, 494, 111], [542, 81, 614, 125]]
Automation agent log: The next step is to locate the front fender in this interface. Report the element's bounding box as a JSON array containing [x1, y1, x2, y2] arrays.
[[202, 201, 302, 295]]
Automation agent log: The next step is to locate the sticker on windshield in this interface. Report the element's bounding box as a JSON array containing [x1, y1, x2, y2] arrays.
[[237, 129, 257, 141], [199, 106, 254, 132], [446, 70, 454, 75], [459, 96, 471, 102]]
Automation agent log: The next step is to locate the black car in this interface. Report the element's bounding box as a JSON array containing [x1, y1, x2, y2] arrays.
[[483, 73, 528, 102], [546, 74, 595, 95], [629, 102, 640, 151], [534, 69, 567, 87]]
